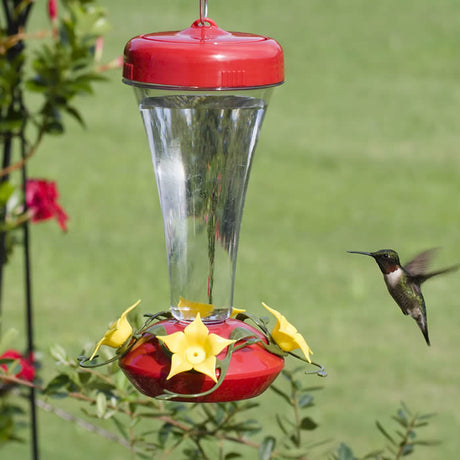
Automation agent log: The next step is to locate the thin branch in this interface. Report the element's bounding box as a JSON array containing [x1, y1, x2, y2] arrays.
[[0, 372, 262, 450], [0, 29, 50, 55], [36, 399, 133, 449], [395, 415, 417, 460], [0, 129, 43, 178]]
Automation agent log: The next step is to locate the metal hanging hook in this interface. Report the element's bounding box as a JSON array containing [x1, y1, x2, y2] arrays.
[[199, 0, 208, 24]]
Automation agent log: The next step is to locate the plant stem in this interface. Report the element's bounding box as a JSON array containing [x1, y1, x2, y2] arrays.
[[0, 130, 43, 178], [36, 399, 132, 448], [291, 378, 302, 447], [395, 415, 417, 460], [195, 437, 211, 460]]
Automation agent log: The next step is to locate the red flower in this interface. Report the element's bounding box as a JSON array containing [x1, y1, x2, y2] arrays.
[[26, 179, 69, 231], [0, 350, 35, 382], [47, 0, 57, 21]]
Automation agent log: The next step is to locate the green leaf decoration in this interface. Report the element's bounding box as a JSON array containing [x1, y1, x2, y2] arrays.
[[144, 324, 167, 337], [258, 436, 276, 460], [229, 327, 257, 341], [262, 343, 287, 357]]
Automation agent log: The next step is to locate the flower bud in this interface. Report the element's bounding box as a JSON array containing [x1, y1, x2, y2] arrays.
[[47, 0, 57, 21]]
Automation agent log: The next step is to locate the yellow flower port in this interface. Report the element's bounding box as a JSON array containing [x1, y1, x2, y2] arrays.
[[262, 302, 313, 363], [89, 300, 141, 360], [177, 296, 246, 320], [177, 296, 214, 319], [157, 313, 235, 383]]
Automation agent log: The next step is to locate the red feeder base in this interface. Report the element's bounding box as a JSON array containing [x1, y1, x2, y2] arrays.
[[119, 318, 284, 402]]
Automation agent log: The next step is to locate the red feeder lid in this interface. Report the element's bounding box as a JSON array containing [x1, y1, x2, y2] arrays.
[[123, 18, 284, 90]]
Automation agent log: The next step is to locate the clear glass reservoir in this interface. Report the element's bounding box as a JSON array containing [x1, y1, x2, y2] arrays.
[[135, 88, 273, 321]]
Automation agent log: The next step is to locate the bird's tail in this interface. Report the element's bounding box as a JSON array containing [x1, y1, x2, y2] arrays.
[[413, 312, 431, 346], [421, 325, 430, 346]]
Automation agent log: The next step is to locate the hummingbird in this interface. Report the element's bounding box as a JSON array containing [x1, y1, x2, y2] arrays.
[[347, 248, 459, 346]]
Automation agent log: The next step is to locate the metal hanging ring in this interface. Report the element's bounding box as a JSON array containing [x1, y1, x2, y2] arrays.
[[199, 0, 208, 25]]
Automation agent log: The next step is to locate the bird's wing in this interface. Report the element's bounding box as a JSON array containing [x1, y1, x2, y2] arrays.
[[403, 248, 438, 276]]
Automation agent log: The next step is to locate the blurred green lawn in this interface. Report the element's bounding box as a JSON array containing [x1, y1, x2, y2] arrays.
[[3, 0, 460, 458]]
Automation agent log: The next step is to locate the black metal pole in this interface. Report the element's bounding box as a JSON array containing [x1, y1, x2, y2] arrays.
[[21, 141, 39, 460], [0, 135, 12, 319], [1, 1, 38, 458]]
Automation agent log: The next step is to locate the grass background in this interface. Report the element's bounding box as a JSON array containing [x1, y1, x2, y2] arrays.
[[3, 0, 460, 458]]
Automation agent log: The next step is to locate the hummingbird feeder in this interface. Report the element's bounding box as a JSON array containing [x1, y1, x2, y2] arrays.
[[82, 0, 324, 403]]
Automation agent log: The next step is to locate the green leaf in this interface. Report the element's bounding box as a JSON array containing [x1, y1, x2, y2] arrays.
[[336, 443, 358, 460], [275, 414, 288, 435], [258, 436, 276, 460], [400, 401, 412, 417], [77, 371, 91, 385], [300, 416, 318, 431], [396, 409, 408, 427], [401, 444, 414, 456], [417, 412, 436, 421], [96, 392, 107, 418], [414, 421, 429, 428], [43, 374, 72, 396], [50, 344, 68, 364], [0, 328, 18, 354], [270, 384, 291, 405], [25, 78, 49, 93], [136, 453, 152, 460], [297, 394, 314, 408], [0, 359, 24, 381], [86, 380, 116, 393], [376, 421, 397, 445], [362, 449, 385, 459], [225, 419, 260, 434], [412, 439, 441, 446], [44, 119, 65, 135], [64, 104, 86, 128], [111, 416, 129, 441], [0, 110, 24, 134], [158, 423, 173, 447], [275, 447, 310, 458]]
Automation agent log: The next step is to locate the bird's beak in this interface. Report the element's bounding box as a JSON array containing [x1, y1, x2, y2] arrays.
[[347, 250, 373, 257]]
